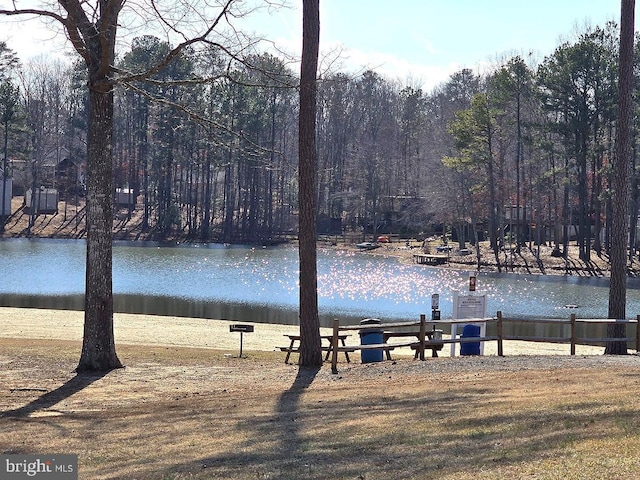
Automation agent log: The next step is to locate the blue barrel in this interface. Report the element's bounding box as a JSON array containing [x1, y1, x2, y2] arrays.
[[360, 318, 383, 363], [460, 324, 481, 356]]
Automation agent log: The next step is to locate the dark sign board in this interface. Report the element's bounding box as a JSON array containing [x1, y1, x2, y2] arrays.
[[230, 324, 254, 333]]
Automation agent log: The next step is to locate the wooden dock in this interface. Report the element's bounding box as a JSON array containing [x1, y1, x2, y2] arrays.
[[413, 253, 449, 265]]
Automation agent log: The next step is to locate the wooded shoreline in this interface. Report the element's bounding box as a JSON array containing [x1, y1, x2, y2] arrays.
[[4, 196, 640, 278]]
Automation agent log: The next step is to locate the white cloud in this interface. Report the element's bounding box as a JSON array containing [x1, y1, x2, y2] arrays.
[[319, 43, 463, 92], [411, 32, 441, 57]]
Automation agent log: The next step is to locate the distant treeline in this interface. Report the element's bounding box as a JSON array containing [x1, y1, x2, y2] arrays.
[[0, 22, 637, 259]]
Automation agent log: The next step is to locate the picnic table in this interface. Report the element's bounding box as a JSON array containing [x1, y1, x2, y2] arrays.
[[280, 334, 351, 364], [382, 329, 444, 360]]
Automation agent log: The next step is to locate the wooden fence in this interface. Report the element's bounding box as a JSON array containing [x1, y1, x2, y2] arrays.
[[329, 312, 640, 373], [496, 312, 640, 356]]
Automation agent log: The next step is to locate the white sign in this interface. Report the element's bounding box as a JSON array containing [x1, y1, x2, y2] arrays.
[[451, 291, 487, 356], [453, 292, 486, 319], [431, 293, 439, 310]]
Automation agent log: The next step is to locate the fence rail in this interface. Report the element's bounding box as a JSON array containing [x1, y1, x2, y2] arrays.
[[496, 312, 640, 356], [329, 312, 640, 373]]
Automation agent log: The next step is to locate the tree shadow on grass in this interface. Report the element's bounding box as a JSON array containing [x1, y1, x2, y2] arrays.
[[169, 380, 625, 480], [176, 366, 322, 479], [155, 360, 640, 480], [273, 366, 321, 457], [1, 371, 109, 418]]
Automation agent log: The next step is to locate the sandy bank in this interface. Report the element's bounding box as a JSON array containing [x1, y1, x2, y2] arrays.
[[0, 307, 606, 357]]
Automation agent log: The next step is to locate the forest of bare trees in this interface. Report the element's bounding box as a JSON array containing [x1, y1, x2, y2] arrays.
[[1, 20, 639, 263]]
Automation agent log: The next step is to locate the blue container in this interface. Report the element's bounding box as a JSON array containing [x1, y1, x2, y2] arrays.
[[460, 324, 481, 356], [360, 318, 383, 363]]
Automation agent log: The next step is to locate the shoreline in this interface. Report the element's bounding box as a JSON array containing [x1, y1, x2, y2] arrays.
[[3, 194, 636, 278], [1, 232, 628, 279], [348, 241, 627, 277], [0, 306, 606, 357]]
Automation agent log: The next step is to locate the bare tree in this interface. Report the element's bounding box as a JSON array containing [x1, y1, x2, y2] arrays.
[[606, 0, 635, 354], [0, 0, 254, 371], [0, 42, 20, 233], [298, 0, 322, 367]]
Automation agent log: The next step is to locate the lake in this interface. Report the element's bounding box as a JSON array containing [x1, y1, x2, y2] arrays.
[[1, 238, 639, 328]]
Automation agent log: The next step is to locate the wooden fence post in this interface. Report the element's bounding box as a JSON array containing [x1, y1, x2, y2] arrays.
[[570, 313, 576, 355], [636, 315, 640, 354], [331, 318, 340, 374], [419, 313, 426, 361], [497, 311, 503, 357]]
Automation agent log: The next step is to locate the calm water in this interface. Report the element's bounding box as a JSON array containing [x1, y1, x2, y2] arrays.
[[1, 238, 640, 327]]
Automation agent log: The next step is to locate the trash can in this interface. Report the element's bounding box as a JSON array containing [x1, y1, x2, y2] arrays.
[[460, 324, 481, 356], [360, 318, 383, 363]]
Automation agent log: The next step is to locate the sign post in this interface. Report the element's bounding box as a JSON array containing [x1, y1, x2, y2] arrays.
[[431, 293, 441, 320], [451, 291, 487, 356], [229, 324, 254, 357], [469, 271, 477, 292]]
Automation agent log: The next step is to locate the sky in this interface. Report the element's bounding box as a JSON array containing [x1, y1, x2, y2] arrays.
[[0, 0, 630, 93]]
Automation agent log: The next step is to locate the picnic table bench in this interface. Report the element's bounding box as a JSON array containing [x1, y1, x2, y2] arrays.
[[383, 330, 444, 359], [279, 334, 351, 364], [329, 315, 452, 373]]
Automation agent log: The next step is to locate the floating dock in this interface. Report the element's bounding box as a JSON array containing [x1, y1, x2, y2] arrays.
[[413, 253, 449, 265]]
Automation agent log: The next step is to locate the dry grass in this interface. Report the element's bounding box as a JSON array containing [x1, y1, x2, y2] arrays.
[[2, 338, 640, 479]]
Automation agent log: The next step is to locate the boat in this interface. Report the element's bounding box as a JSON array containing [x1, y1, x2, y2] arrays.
[[356, 242, 380, 251]]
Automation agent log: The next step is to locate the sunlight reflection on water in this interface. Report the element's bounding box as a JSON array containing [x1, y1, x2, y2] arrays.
[[316, 249, 466, 318], [0, 239, 638, 322]]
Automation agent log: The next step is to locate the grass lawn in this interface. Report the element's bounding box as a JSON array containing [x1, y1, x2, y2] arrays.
[[1, 338, 640, 479]]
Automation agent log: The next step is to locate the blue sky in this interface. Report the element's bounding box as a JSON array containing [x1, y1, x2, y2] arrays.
[[1, 0, 629, 93], [244, 0, 626, 91]]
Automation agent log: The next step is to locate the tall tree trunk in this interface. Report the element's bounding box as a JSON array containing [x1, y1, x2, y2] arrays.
[[606, 0, 634, 354], [515, 87, 522, 248], [562, 154, 570, 273], [298, 0, 322, 367], [201, 155, 212, 241], [486, 119, 501, 272], [73, 0, 123, 372], [629, 156, 639, 264], [77, 83, 122, 372], [628, 143, 639, 264], [1, 110, 9, 234], [0, 81, 18, 233]]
